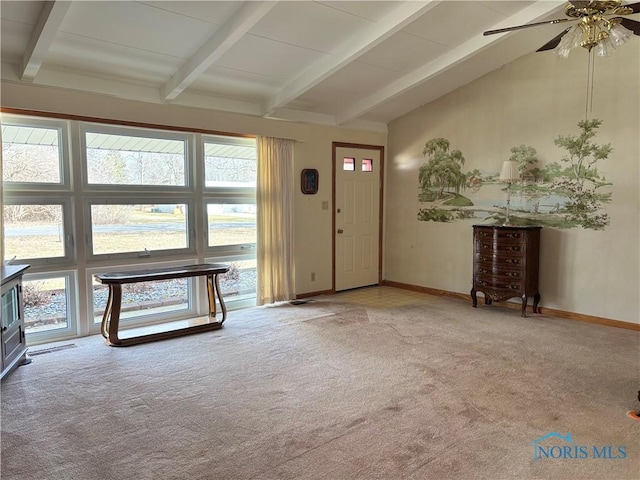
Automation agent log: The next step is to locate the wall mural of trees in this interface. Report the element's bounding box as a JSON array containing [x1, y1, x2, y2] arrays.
[[417, 119, 613, 230]]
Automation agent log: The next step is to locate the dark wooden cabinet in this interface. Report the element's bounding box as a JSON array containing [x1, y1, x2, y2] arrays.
[[1, 264, 30, 380], [470, 225, 541, 317]]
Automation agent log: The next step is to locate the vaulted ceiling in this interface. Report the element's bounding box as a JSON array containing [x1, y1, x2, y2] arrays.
[[1, 1, 570, 132]]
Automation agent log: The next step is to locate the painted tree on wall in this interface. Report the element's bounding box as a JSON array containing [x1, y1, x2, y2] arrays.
[[552, 119, 612, 230], [509, 144, 539, 180], [415, 120, 612, 229], [419, 138, 466, 200]]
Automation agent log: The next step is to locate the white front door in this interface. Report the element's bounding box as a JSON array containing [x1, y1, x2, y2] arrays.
[[334, 144, 382, 291]]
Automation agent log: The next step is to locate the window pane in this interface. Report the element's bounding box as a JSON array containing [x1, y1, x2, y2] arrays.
[[93, 277, 189, 325], [2, 204, 65, 261], [362, 158, 373, 172], [90, 204, 188, 255], [23, 277, 69, 333], [204, 140, 256, 188], [343, 157, 355, 171], [219, 260, 257, 298], [86, 132, 186, 186], [2, 125, 62, 183], [207, 204, 256, 247]]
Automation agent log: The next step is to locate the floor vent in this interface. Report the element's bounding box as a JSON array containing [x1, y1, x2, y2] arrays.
[[29, 344, 77, 356]]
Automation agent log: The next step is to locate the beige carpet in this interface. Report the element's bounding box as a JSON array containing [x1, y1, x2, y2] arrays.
[[1, 287, 639, 479]]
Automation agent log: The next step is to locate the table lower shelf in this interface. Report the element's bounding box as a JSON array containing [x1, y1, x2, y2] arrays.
[[107, 316, 223, 347]]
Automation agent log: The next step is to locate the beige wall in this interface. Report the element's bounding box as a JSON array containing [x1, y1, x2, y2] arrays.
[[386, 43, 640, 324], [0, 82, 386, 297]]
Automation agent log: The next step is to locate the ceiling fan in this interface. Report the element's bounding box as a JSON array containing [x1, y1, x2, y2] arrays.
[[484, 1, 640, 57]]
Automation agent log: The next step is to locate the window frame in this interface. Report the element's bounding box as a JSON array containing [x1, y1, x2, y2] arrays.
[[84, 197, 196, 262], [79, 122, 194, 192], [1, 115, 71, 192], [2, 196, 75, 266], [21, 270, 78, 343], [2, 112, 258, 345], [204, 252, 257, 310], [203, 134, 256, 195], [204, 197, 257, 255]]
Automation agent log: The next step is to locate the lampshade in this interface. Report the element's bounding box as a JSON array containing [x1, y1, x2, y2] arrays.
[[499, 161, 519, 183], [554, 24, 582, 58], [608, 22, 633, 47]]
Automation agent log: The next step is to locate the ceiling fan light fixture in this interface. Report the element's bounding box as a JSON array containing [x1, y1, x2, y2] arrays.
[[608, 21, 633, 46], [596, 35, 617, 55], [554, 24, 583, 57]]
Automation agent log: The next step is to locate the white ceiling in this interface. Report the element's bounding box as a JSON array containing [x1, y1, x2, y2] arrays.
[[0, 1, 575, 132]]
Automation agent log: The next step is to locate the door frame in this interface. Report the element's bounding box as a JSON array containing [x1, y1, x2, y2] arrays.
[[332, 142, 385, 293]]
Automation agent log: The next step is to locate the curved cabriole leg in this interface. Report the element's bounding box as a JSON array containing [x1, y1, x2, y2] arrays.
[[214, 273, 227, 324], [101, 287, 114, 339], [533, 293, 540, 313], [206, 274, 217, 320], [107, 285, 123, 345], [521, 294, 528, 318], [485, 296, 492, 305], [471, 288, 478, 308], [206, 274, 227, 324]]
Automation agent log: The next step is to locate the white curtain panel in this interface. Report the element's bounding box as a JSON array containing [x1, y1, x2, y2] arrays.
[[256, 136, 294, 305]]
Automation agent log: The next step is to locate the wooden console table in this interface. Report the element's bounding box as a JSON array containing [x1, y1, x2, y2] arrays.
[[95, 263, 229, 347]]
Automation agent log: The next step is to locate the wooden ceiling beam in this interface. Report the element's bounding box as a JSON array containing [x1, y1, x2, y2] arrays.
[[161, 1, 277, 101], [21, 1, 72, 81], [262, 1, 442, 117], [335, 0, 565, 125]]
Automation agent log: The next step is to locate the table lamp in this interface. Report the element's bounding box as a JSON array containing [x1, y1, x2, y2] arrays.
[[499, 160, 519, 225]]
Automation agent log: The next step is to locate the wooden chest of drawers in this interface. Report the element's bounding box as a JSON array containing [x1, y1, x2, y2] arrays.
[[470, 225, 541, 317]]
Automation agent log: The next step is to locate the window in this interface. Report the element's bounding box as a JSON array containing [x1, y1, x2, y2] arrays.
[[203, 136, 256, 260], [2, 114, 257, 345], [2, 202, 69, 262], [22, 272, 76, 340], [83, 127, 188, 187], [206, 203, 256, 248], [343, 157, 355, 171], [1, 122, 66, 185], [88, 203, 190, 257], [204, 137, 256, 188], [362, 158, 373, 172]]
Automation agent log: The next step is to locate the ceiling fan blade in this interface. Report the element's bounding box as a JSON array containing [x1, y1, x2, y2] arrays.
[[624, 2, 640, 13], [484, 17, 571, 36], [619, 17, 640, 34], [536, 28, 571, 52]]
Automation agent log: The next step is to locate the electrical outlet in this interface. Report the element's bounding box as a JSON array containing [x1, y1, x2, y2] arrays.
[[311, 272, 316, 281]]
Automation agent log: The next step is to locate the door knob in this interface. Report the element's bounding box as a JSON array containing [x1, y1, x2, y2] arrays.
[[337, 229, 343, 234]]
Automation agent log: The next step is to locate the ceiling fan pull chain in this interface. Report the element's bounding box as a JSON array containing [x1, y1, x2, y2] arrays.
[[590, 50, 596, 115], [584, 48, 596, 120]]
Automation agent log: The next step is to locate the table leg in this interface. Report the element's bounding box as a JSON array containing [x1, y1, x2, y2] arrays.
[[106, 285, 123, 346], [206, 273, 227, 324], [101, 287, 114, 339]]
